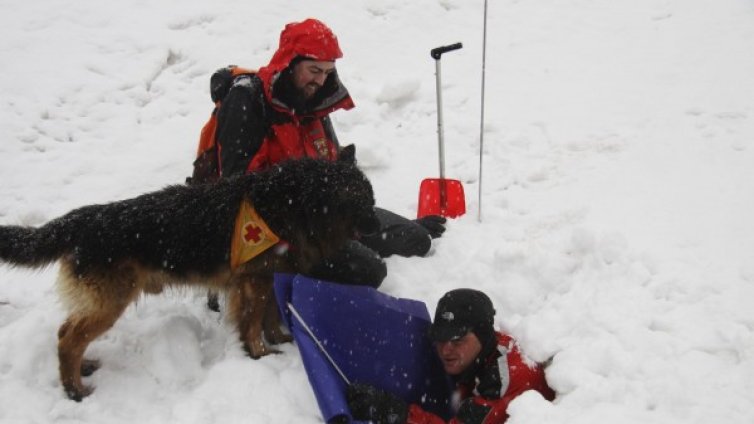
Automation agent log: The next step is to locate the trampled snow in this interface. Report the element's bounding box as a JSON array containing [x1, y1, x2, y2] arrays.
[[1, 0, 752, 423]]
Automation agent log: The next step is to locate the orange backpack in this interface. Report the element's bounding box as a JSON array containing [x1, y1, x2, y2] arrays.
[[189, 65, 257, 185]]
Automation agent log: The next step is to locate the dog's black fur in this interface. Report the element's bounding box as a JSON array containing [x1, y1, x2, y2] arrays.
[[0, 158, 378, 400]]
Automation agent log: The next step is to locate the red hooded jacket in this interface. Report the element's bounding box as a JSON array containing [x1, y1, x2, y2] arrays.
[[215, 19, 354, 176], [407, 332, 555, 424]]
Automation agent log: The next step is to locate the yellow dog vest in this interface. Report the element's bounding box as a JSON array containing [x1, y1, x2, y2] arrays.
[[230, 198, 280, 270]]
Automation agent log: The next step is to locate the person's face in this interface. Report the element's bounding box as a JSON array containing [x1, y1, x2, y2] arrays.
[[434, 332, 483, 375], [291, 59, 336, 99]]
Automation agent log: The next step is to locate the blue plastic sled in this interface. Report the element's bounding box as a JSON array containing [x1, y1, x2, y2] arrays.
[[274, 274, 452, 423]]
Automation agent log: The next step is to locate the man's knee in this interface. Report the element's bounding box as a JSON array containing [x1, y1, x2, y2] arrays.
[[365, 224, 432, 258], [396, 228, 432, 257], [309, 241, 387, 288], [361, 208, 441, 258], [359, 258, 387, 288]]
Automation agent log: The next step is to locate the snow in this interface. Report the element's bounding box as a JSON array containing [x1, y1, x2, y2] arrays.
[[1, 0, 753, 423]]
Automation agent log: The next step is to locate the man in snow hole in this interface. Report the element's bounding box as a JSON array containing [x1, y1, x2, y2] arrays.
[[347, 288, 556, 423]]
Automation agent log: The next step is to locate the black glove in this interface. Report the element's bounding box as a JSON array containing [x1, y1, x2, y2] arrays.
[[347, 383, 409, 424], [414, 215, 447, 239]]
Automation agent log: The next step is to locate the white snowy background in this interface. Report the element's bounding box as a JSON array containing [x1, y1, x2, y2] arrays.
[[1, 0, 753, 423]]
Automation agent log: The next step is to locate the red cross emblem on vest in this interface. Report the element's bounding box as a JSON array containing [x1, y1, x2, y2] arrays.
[[244, 223, 263, 244]]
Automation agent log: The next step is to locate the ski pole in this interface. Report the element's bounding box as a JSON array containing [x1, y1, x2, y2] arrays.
[[478, 0, 489, 222], [287, 302, 351, 385]]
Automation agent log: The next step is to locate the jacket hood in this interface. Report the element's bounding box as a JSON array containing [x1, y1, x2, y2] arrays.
[[258, 19, 354, 116], [263, 18, 343, 73]]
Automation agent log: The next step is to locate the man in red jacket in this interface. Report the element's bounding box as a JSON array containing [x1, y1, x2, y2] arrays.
[[347, 289, 556, 423], [213, 19, 445, 290]]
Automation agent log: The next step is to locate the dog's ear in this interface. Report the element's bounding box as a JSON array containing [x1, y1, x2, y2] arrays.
[[338, 144, 356, 165]]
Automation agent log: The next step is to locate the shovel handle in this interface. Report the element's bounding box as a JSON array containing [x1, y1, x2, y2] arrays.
[[431, 43, 463, 59]]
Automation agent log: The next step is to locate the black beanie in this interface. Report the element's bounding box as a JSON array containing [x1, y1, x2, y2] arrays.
[[428, 289, 496, 345]]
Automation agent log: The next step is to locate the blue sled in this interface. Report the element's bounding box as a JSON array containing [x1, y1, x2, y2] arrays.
[[274, 273, 452, 423]]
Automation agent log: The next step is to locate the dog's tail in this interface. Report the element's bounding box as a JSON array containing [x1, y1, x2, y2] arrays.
[[0, 223, 69, 268]]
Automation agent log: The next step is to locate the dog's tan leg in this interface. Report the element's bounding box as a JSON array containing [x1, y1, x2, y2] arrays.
[[263, 292, 293, 345], [229, 275, 277, 358], [56, 262, 142, 401], [57, 308, 123, 401]]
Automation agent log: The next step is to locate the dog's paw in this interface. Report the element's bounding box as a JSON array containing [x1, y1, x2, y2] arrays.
[[267, 332, 293, 345], [245, 339, 276, 359], [264, 324, 293, 345], [80, 359, 101, 377], [65, 384, 93, 402]]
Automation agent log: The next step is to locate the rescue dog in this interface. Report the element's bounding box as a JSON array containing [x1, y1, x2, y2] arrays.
[[0, 158, 378, 401]]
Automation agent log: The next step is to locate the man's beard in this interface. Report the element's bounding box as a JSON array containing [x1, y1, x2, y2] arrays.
[[276, 73, 316, 113], [300, 83, 320, 100], [275, 68, 334, 114]]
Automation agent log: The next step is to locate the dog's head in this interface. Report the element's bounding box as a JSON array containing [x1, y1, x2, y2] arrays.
[[249, 158, 379, 268]]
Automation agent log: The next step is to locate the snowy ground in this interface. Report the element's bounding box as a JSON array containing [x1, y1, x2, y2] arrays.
[[1, 0, 753, 423]]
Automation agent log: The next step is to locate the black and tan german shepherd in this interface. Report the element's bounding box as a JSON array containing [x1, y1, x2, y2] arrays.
[[0, 158, 378, 401]]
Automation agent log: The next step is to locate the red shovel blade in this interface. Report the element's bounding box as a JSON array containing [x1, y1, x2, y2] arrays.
[[417, 178, 466, 219]]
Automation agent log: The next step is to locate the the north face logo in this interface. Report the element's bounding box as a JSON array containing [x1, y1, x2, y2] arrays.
[[442, 311, 455, 321]]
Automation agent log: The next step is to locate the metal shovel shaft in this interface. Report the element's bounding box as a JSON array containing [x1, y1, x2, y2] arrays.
[[435, 58, 446, 182], [431, 43, 463, 207]]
